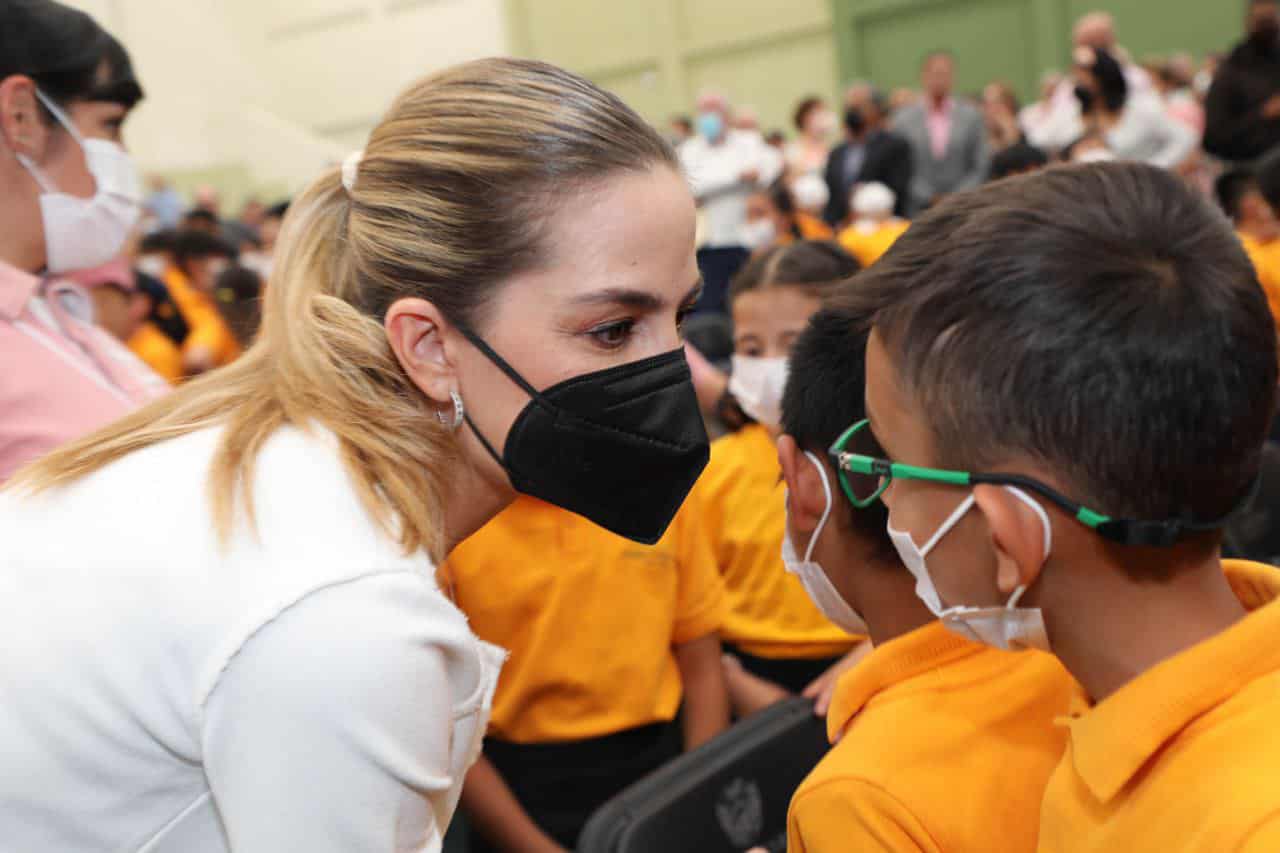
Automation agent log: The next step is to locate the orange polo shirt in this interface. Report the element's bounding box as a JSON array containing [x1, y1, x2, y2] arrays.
[[162, 266, 241, 370], [838, 219, 911, 268], [443, 492, 727, 744], [698, 424, 860, 659], [127, 322, 183, 385], [787, 621, 1079, 852], [1039, 560, 1280, 852], [1239, 232, 1280, 335]]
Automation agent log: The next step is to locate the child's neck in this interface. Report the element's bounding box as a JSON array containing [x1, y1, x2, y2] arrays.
[[855, 567, 936, 647], [1044, 551, 1247, 703]]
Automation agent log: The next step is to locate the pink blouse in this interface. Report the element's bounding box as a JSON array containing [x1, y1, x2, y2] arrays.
[[0, 259, 167, 482]]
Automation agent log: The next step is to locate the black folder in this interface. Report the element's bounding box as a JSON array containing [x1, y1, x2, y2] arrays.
[[577, 697, 830, 853]]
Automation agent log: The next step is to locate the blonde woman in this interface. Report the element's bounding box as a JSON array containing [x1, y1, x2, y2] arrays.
[[0, 58, 709, 852]]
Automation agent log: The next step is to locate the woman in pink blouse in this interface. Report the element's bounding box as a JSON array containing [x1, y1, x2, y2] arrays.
[[0, 1, 165, 482]]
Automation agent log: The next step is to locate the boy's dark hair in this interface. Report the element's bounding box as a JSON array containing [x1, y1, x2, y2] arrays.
[[1215, 169, 1259, 222], [729, 240, 860, 305], [213, 264, 263, 348], [172, 230, 235, 272], [182, 209, 220, 229], [854, 162, 1276, 560], [264, 200, 291, 221], [781, 300, 892, 553], [989, 142, 1049, 181], [138, 229, 177, 255]]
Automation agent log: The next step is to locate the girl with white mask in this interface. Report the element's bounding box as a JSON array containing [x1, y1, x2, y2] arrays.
[[692, 241, 874, 717], [0, 2, 163, 482]]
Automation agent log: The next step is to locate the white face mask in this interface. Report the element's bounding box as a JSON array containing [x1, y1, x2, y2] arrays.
[[136, 255, 168, 279], [739, 218, 777, 251], [728, 354, 788, 428], [781, 451, 869, 636], [887, 486, 1051, 652], [15, 90, 142, 273]]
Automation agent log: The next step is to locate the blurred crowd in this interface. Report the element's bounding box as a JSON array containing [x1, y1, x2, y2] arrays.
[[669, 7, 1280, 319]]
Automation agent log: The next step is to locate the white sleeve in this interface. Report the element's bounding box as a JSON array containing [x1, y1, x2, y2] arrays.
[[1146, 103, 1198, 170], [202, 571, 486, 853]]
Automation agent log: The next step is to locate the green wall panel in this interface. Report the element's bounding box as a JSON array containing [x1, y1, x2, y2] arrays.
[[834, 0, 1246, 104], [856, 0, 1034, 99]]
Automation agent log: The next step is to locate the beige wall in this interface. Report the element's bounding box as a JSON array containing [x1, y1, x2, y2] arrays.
[[507, 0, 840, 138], [64, 0, 509, 206]]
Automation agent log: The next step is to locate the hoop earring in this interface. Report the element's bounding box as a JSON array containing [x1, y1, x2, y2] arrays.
[[436, 390, 464, 431]]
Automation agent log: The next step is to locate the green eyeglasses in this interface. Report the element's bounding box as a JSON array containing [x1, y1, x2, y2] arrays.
[[827, 419, 1251, 548]]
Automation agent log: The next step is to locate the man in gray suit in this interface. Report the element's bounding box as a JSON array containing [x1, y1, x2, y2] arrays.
[[893, 51, 990, 214]]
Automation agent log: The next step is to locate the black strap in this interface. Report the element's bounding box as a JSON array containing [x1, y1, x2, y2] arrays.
[[456, 324, 547, 404], [464, 411, 506, 469]]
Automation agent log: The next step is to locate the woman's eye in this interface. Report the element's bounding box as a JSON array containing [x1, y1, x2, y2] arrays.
[[588, 319, 635, 349]]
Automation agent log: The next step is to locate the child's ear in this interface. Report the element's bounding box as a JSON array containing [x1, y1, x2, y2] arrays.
[[777, 435, 826, 535], [973, 485, 1049, 596]]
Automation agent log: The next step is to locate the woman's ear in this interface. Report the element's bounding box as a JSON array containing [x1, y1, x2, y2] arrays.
[[0, 77, 44, 159], [777, 435, 825, 536], [385, 297, 456, 404], [973, 484, 1048, 596]]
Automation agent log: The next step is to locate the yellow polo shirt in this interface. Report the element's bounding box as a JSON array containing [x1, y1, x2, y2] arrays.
[[837, 220, 911, 268], [698, 424, 860, 659], [163, 266, 242, 369], [443, 491, 727, 745], [788, 621, 1080, 853], [1039, 560, 1280, 852], [127, 322, 183, 385], [1239, 232, 1280, 335]]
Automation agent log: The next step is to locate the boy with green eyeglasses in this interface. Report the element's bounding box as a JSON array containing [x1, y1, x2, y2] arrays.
[[777, 300, 1079, 853], [850, 161, 1280, 852]]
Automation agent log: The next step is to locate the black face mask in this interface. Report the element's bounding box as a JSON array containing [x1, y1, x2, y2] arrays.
[[1074, 85, 1096, 112], [457, 328, 710, 545], [844, 106, 866, 136]]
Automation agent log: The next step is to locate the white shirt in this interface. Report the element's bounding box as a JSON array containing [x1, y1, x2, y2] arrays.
[[680, 130, 783, 248], [0, 424, 504, 852]]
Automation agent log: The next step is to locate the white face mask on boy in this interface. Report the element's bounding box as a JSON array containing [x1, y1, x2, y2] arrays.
[[781, 451, 869, 636], [886, 486, 1051, 652], [729, 354, 788, 429]]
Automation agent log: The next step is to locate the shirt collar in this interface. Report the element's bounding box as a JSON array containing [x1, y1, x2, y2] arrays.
[[826, 620, 981, 743], [1064, 560, 1280, 803], [927, 97, 954, 117], [0, 259, 41, 321]]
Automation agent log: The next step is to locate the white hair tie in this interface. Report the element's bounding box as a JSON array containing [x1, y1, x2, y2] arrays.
[[341, 149, 364, 193]]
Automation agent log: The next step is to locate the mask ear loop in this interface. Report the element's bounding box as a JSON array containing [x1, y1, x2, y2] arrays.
[[15, 90, 87, 195], [1000, 486, 1053, 609], [920, 495, 977, 558], [801, 451, 834, 563]]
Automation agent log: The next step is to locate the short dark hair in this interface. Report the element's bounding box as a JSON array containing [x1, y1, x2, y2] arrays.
[[855, 163, 1276, 558], [138, 229, 177, 255], [183, 209, 219, 228], [1215, 169, 1259, 221], [1082, 47, 1129, 111], [264, 200, 290, 221], [1254, 148, 1280, 212], [989, 142, 1049, 181], [0, 3, 143, 112], [781, 300, 891, 551], [793, 96, 825, 131], [172, 230, 235, 271], [729, 240, 860, 305]]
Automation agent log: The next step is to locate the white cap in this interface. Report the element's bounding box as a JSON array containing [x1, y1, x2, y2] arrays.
[[791, 174, 829, 212], [852, 182, 895, 218]]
